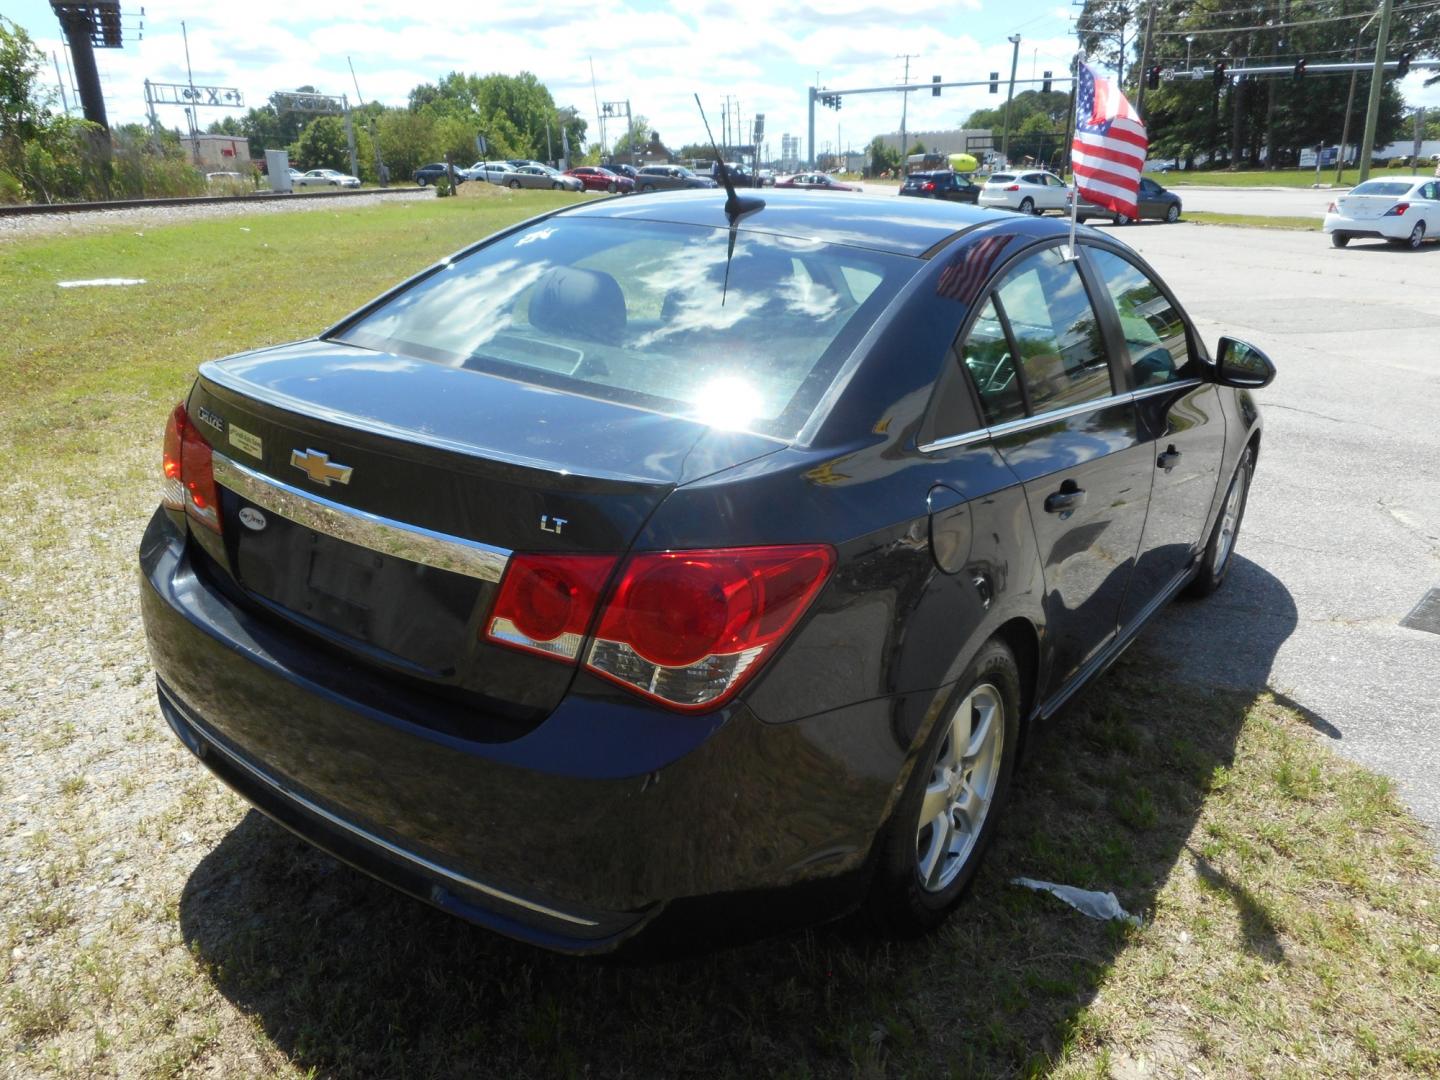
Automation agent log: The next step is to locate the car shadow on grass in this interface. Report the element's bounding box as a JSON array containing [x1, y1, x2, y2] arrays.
[[179, 559, 1300, 1078]]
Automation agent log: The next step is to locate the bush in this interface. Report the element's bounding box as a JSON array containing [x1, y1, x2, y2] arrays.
[[0, 169, 22, 204], [435, 177, 453, 198]]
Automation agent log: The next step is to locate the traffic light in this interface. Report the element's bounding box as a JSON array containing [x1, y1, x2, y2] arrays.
[[1396, 52, 1412, 78], [835, 94, 842, 111], [1042, 70, 1052, 93], [1213, 61, 1228, 88], [932, 75, 941, 97], [1293, 58, 1307, 81], [1146, 65, 1160, 90], [989, 71, 999, 94]]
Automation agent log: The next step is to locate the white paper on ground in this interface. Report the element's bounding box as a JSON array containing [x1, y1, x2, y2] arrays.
[[1011, 877, 1143, 926], [57, 278, 146, 288]]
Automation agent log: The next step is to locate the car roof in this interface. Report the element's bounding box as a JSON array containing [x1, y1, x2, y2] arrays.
[[555, 188, 1012, 257]]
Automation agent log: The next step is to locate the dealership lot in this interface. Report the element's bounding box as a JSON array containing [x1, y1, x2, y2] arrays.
[[1111, 222, 1440, 834]]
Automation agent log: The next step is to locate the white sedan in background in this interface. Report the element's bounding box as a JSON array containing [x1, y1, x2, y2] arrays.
[[978, 170, 1072, 215], [1324, 177, 1440, 249], [295, 169, 361, 188]]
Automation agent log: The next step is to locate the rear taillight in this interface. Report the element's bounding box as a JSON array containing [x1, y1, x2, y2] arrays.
[[1004, 184, 1019, 191], [586, 545, 834, 710], [484, 544, 835, 711], [1384, 202, 1410, 216], [161, 403, 221, 533], [485, 554, 617, 661], [923, 181, 936, 192]]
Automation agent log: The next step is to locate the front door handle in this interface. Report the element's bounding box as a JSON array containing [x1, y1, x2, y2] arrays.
[[1157, 444, 1182, 472], [1044, 480, 1087, 514]]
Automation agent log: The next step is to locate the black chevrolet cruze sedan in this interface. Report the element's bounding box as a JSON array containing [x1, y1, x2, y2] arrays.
[[139, 190, 1274, 953]]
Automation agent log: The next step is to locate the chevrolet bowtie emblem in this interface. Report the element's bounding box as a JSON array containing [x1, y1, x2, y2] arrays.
[[290, 449, 353, 487]]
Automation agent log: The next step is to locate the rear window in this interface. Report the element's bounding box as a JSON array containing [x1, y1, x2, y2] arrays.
[[1350, 181, 1412, 196], [989, 173, 1015, 183], [334, 217, 916, 439]]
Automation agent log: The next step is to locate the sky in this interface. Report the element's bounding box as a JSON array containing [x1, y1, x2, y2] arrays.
[[6, 0, 1438, 161]]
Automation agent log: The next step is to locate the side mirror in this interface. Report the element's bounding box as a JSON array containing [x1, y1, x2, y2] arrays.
[[1215, 336, 1276, 389]]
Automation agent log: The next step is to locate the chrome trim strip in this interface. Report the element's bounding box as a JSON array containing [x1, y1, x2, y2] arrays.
[[918, 380, 1206, 454], [212, 453, 510, 583], [185, 709, 600, 927], [1131, 377, 1203, 402]]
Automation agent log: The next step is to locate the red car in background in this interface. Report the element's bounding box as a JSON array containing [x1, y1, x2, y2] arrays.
[[564, 167, 634, 194], [774, 172, 861, 192]]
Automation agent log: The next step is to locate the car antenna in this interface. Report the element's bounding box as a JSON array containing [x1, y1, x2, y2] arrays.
[[695, 93, 765, 225], [694, 94, 764, 306]]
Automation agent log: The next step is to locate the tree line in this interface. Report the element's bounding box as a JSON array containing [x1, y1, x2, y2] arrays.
[[0, 15, 594, 203], [209, 71, 590, 182]]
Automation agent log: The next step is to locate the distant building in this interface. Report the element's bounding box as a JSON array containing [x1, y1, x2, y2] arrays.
[[179, 134, 251, 170], [780, 133, 801, 171], [873, 128, 994, 158]]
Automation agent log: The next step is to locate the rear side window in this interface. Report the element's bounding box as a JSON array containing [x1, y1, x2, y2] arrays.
[[334, 218, 915, 440], [962, 300, 1024, 425], [1350, 181, 1411, 196], [1088, 248, 1191, 387], [992, 248, 1112, 412]]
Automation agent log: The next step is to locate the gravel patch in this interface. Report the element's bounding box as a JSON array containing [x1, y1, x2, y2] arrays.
[[0, 189, 432, 243]]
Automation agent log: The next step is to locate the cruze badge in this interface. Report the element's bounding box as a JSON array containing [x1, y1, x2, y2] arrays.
[[290, 449, 353, 487]]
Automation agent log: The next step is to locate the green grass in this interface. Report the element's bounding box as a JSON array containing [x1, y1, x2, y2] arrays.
[[1, 192, 1438, 1078], [1185, 211, 1324, 231], [1149, 163, 1431, 188]]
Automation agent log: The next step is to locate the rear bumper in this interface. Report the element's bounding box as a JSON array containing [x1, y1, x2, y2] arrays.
[[1323, 212, 1412, 240], [138, 509, 894, 952]]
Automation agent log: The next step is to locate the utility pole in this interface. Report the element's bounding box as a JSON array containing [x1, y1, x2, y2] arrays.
[[897, 53, 916, 165], [1001, 35, 1021, 166], [1357, 0, 1394, 182], [1336, 36, 1365, 184], [1135, 1, 1156, 116]]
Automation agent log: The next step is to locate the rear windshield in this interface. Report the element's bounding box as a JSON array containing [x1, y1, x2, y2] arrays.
[[333, 217, 916, 439], [988, 173, 1015, 183], [1350, 181, 1412, 196]]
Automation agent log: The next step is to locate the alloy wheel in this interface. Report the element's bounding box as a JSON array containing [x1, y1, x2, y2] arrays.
[[1408, 222, 1425, 250], [915, 683, 1005, 893], [1166, 204, 1179, 223], [1213, 456, 1249, 574]]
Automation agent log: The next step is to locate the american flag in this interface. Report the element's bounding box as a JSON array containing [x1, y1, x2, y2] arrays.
[[1071, 63, 1148, 219]]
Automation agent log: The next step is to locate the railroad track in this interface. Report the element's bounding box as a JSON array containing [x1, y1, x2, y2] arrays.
[[0, 186, 424, 218]]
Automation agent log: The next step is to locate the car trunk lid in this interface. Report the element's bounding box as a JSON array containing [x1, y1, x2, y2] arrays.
[[184, 339, 782, 724], [1336, 193, 1406, 220]]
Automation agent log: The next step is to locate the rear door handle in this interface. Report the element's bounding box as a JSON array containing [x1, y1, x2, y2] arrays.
[[1157, 445, 1182, 472], [1044, 481, 1087, 513]]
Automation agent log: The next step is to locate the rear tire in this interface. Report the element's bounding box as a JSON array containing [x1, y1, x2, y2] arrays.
[[867, 639, 1021, 936], [1406, 221, 1426, 250], [1186, 446, 1253, 598], [641, 183, 655, 193], [1331, 232, 1350, 248], [1018, 197, 1035, 215]]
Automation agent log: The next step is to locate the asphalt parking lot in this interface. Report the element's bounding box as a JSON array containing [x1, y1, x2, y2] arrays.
[[1109, 222, 1440, 836]]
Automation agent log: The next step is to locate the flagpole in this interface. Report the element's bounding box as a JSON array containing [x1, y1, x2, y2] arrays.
[[1065, 57, 1084, 261]]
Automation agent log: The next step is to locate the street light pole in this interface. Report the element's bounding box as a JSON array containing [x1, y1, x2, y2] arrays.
[[1001, 34, 1021, 166]]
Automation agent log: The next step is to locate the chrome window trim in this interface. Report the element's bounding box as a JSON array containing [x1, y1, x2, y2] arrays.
[[918, 380, 1203, 454], [186, 706, 599, 927], [212, 453, 510, 583], [1131, 377, 1203, 401]]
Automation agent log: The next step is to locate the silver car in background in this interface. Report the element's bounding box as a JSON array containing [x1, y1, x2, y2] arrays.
[[505, 165, 584, 192], [977, 170, 1071, 215], [295, 169, 361, 189], [463, 162, 518, 184]]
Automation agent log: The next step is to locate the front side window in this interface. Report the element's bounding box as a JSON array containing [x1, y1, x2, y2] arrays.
[[334, 218, 915, 440], [1088, 248, 1192, 387], [992, 247, 1112, 412]]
